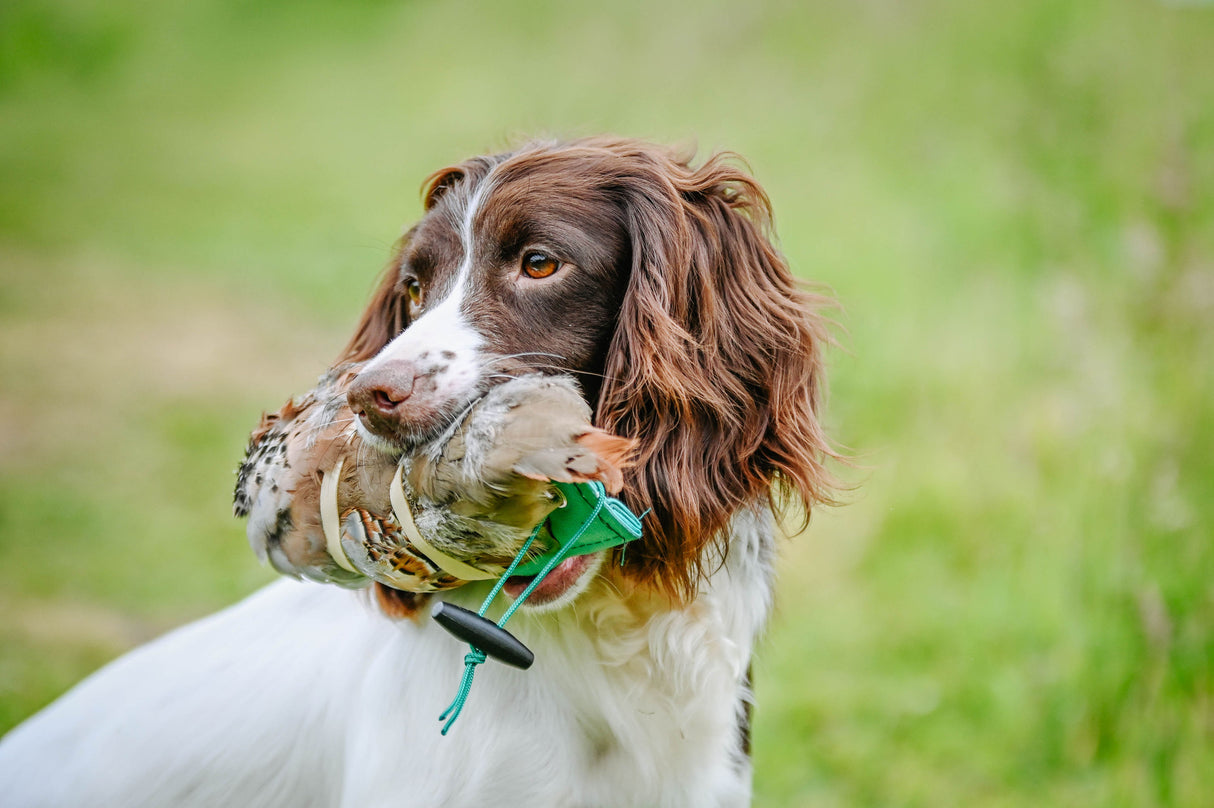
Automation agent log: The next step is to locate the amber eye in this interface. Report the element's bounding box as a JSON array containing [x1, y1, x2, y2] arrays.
[[405, 279, 423, 308], [522, 251, 562, 279]]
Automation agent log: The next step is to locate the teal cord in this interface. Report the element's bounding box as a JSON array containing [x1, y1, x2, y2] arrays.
[[439, 495, 606, 734]]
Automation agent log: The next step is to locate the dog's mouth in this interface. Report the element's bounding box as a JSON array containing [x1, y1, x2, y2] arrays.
[[503, 553, 599, 608]]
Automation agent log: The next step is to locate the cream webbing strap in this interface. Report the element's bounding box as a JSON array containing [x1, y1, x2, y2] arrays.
[[388, 466, 498, 581], [321, 461, 499, 581], [320, 459, 359, 573]]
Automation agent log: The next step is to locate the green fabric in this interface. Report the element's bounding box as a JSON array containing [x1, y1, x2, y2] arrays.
[[438, 481, 644, 734], [511, 481, 643, 576]]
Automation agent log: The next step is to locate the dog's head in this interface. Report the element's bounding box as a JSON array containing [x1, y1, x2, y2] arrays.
[[341, 137, 838, 610]]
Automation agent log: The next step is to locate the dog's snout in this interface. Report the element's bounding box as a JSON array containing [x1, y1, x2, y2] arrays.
[[348, 360, 417, 421], [345, 344, 477, 447]]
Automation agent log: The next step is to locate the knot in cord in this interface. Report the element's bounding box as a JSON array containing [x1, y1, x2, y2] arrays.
[[438, 650, 487, 735]]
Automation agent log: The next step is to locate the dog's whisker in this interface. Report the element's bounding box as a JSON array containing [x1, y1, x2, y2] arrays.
[[482, 357, 597, 376], [503, 363, 611, 381], [486, 351, 568, 363], [483, 354, 569, 369]]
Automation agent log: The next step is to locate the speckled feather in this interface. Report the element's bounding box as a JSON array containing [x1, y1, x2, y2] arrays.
[[235, 367, 633, 592]]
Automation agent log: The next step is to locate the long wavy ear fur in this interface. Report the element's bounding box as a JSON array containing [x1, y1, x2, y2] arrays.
[[339, 239, 410, 365], [595, 141, 840, 603]]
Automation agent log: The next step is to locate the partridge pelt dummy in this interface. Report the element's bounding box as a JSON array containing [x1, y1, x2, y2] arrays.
[[233, 365, 634, 593]]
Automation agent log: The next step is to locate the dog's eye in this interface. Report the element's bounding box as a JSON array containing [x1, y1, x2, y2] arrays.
[[522, 252, 562, 279], [405, 279, 423, 308]]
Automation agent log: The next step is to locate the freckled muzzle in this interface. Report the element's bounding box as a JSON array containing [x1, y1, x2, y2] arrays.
[[346, 357, 460, 448]]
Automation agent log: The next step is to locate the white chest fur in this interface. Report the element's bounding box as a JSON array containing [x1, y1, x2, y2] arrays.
[[0, 510, 774, 808]]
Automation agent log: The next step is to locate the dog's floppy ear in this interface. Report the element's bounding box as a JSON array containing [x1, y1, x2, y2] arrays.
[[597, 144, 840, 603], [422, 165, 466, 211], [338, 236, 411, 365]]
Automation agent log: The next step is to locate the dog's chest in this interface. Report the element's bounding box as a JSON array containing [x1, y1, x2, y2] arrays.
[[338, 513, 773, 807], [441, 600, 751, 806]]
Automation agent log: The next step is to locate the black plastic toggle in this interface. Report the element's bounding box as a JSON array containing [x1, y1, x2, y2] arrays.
[[431, 602, 535, 670]]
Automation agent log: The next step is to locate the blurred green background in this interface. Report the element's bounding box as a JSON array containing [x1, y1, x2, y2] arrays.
[[2, 0, 1211, 804]]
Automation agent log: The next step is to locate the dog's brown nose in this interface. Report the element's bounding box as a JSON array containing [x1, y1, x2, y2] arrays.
[[348, 360, 417, 424]]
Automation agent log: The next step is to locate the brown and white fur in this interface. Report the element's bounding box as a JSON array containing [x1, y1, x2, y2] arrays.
[[0, 137, 837, 807]]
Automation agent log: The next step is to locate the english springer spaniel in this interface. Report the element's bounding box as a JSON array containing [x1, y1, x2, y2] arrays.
[[0, 137, 837, 807]]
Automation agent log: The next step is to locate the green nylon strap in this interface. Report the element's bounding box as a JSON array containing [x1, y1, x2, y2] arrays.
[[512, 481, 644, 576], [438, 480, 643, 734]]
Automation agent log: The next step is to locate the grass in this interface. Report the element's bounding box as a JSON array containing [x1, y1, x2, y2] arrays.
[[1, 0, 1212, 804]]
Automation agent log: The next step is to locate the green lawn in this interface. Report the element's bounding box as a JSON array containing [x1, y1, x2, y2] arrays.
[[2, 1, 1211, 804]]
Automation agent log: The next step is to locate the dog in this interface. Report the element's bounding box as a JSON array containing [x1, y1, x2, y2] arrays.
[[0, 137, 837, 807]]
